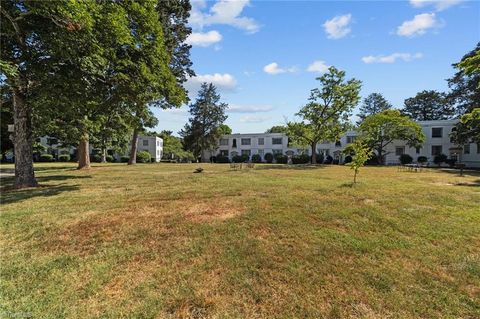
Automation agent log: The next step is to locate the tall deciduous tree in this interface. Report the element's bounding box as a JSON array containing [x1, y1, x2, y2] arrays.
[[359, 110, 425, 165], [357, 93, 392, 123], [447, 42, 480, 115], [265, 125, 288, 134], [287, 66, 361, 164], [180, 83, 228, 162], [403, 90, 454, 121], [451, 108, 480, 144]]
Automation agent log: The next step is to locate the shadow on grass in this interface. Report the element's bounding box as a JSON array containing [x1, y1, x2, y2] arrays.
[[436, 167, 480, 178], [0, 183, 80, 205], [454, 179, 480, 187], [0, 166, 77, 176], [255, 164, 326, 171]]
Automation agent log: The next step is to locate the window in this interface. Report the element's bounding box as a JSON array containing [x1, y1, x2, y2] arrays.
[[258, 137, 264, 145], [416, 147, 421, 154], [272, 137, 283, 145], [241, 149, 251, 156], [272, 149, 283, 155], [220, 138, 229, 146], [241, 138, 251, 145], [143, 140, 149, 146], [395, 147, 405, 156], [232, 139, 237, 148], [431, 145, 442, 156], [346, 136, 356, 144], [464, 144, 470, 154], [335, 141, 341, 147], [219, 150, 228, 157], [432, 127, 443, 138]]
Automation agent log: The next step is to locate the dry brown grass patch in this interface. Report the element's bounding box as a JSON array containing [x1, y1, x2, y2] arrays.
[[182, 199, 245, 222]]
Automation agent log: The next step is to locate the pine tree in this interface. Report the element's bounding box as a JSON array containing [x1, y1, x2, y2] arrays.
[[357, 93, 392, 123], [403, 90, 454, 121]]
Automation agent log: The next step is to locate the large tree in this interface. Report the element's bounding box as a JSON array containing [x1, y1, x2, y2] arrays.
[[265, 125, 288, 134], [447, 42, 480, 115], [403, 90, 454, 121], [359, 109, 425, 165], [180, 83, 228, 162], [450, 108, 480, 145], [287, 66, 361, 164], [357, 93, 392, 123]]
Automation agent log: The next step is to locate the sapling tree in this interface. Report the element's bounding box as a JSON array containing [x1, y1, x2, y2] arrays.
[[343, 139, 373, 184]]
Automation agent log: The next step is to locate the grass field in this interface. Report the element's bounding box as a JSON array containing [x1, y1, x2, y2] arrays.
[[0, 163, 479, 318]]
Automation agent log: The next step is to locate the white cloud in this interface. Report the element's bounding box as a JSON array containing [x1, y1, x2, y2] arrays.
[[190, 0, 260, 34], [263, 62, 297, 75], [240, 115, 270, 123], [186, 30, 222, 47], [163, 108, 188, 115], [362, 52, 423, 64], [397, 13, 439, 37], [409, 0, 463, 11], [323, 14, 352, 39], [185, 73, 237, 95], [307, 60, 329, 73], [227, 104, 273, 113]]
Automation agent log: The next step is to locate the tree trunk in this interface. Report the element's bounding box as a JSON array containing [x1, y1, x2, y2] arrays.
[[100, 147, 107, 163], [311, 142, 317, 164], [12, 89, 37, 188], [128, 128, 139, 165], [377, 148, 384, 165], [354, 169, 358, 183], [77, 133, 91, 169]]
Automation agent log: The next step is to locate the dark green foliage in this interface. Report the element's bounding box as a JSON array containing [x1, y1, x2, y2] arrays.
[[91, 154, 102, 163], [216, 156, 230, 163], [39, 154, 54, 162], [399, 154, 413, 165], [324, 155, 333, 164], [121, 156, 130, 163], [403, 90, 454, 121], [264, 153, 273, 163], [274, 154, 288, 164], [251, 154, 262, 163], [433, 154, 448, 166], [292, 154, 310, 164], [357, 93, 392, 123], [106, 155, 114, 162], [445, 158, 457, 167], [232, 155, 248, 163], [366, 154, 379, 165], [58, 154, 71, 162], [316, 154, 324, 164], [137, 151, 151, 163], [417, 156, 428, 163], [344, 156, 352, 164], [265, 126, 288, 134], [333, 159, 340, 165], [209, 156, 217, 163]]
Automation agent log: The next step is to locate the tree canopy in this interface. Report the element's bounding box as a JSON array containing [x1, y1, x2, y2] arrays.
[[403, 90, 454, 121], [357, 93, 392, 123]]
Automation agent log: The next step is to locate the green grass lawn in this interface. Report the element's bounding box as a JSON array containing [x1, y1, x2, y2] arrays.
[[1, 163, 479, 318]]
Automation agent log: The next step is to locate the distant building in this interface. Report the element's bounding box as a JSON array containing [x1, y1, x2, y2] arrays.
[[207, 120, 480, 167], [136, 135, 163, 162]]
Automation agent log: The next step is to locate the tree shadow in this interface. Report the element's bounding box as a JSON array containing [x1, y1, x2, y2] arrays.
[[0, 183, 81, 205], [435, 168, 480, 178], [254, 164, 327, 171], [454, 179, 480, 187]]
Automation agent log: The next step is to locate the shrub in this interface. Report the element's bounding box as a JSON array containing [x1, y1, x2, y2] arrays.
[[216, 156, 230, 163], [39, 154, 54, 162], [292, 154, 310, 164], [264, 153, 273, 163], [365, 153, 379, 165], [274, 153, 287, 164], [251, 154, 262, 163], [445, 158, 457, 167], [232, 154, 248, 163], [120, 156, 130, 163], [399, 154, 413, 165], [433, 154, 447, 166], [324, 155, 333, 164], [344, 155, 352, 164], [417, 156, 428, 163], [137, 151, 151, 163], [150, 157, 156, 163], [333, 159, 339, 165], [209, 156, 217, 163], [106, 155, 114, 162], [91, 154, 102, 163], [315, 153, 324, 164], [58, 154, 71, 162]]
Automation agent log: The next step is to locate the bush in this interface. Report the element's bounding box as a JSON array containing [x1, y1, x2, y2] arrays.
[[39, 154, 54, 162], [417, 156, 428, 163], [106, 155, 114, 162], [58, 154, 71, 162], [445, 158, 457, 167], [264, 153, 273, 163], [232, 154, 248, 163], [399, 154, 413, 165], [251, 154, 262, 163], [333, 159, 339, 165], [315, 153, 324, 164], [137, 151, 151, 163], [324, 155, 333, 164], [433, 154, 448, 166], [216, 155, 230, 163], [150, 157, 156, 163], [365, 153, 379, 165], [292, 154, 310, 164], [91, 154, 102, 163], [274, 153, 287, 164], [120, 156, 130, 163], [209, 156, 217, 163], [344, 155, 352, 164]]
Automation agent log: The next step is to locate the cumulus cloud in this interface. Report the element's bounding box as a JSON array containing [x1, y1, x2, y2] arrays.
[[186, 30, 222, 47], [240, 115, 270, 123], [397, 13, 439, 37], [185, 73, 237, 95], [409, 0, 463, 11], [227, 104, 273, 113], [190, 0, 260, 34], [323, 14, 352, 39], [362, 52, 423, 64], [263, 62, 297, 75], [307, 60, 329, 73]]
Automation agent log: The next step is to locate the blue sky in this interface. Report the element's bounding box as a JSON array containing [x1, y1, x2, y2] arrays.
[[154, 0, 480, 135]]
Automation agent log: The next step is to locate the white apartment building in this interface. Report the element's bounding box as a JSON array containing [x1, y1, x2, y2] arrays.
[[137, 135, 163, 162], [209, 120, 480, 167]]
